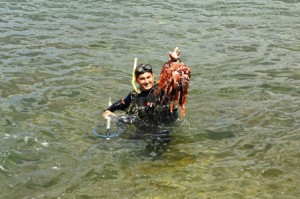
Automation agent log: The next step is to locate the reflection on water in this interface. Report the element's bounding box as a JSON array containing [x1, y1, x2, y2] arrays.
[[1, 0, 300, 198]]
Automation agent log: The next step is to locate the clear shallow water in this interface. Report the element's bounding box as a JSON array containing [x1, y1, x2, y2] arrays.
[[1, 0, 300, 198]]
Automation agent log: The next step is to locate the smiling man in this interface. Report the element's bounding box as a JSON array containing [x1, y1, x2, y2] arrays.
[[103, 47, 180, 126]]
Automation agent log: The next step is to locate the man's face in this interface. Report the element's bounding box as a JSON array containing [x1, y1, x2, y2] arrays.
[[136, 72, 154, 91]]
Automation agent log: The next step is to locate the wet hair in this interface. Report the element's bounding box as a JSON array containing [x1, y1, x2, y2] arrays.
[[135, 64, 153, 77]]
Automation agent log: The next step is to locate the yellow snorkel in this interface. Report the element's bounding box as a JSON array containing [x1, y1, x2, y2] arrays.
[[132, 57, 140, 93]]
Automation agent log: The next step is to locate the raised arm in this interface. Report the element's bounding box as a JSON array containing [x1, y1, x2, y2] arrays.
[[168, 47, 181, 62]]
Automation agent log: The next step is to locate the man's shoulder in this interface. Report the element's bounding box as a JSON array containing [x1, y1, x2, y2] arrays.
[[152, 83, 159, 91]]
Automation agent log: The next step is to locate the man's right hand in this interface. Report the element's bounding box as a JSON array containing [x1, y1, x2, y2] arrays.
[[103, 110, 117, 119]]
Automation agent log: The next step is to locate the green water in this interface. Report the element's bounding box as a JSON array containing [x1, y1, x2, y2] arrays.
[[1, 0, 299, 198]]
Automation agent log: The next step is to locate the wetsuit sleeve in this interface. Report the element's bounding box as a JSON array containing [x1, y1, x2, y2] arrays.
[[105, 92, 132, 112]]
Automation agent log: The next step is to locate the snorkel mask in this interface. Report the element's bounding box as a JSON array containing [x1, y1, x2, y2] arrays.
[[135, 64, 153, 77]]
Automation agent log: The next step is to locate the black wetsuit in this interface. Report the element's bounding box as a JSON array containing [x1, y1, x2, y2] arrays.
[[105, 84, 178, 153], [105, 84, 178, 126]]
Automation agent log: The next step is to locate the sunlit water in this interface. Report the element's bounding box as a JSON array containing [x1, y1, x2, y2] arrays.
[[1, 0, 300, 198]]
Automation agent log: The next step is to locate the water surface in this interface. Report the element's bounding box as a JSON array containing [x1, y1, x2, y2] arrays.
[[1, 0, 300, 198]]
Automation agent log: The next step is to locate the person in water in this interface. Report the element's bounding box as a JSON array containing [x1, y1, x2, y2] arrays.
[[103, 47, 181, 127], [103, 48, 182, 155]]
